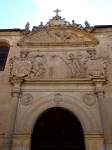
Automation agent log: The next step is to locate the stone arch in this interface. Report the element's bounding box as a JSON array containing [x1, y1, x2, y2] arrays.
[[0, 39, 12, 47], [15, 94, 101, 134], [31, 107, 85, 150]]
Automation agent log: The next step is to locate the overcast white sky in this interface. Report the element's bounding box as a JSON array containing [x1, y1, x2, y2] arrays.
[[0, 0, 112, 29]]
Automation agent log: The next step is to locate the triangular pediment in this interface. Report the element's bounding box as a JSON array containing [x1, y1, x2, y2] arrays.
[[18, 26, 99, 47]]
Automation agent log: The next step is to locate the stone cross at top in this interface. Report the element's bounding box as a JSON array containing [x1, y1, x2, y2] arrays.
[[54, 8, 61, 16]]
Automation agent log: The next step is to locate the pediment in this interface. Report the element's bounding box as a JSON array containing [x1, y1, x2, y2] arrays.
[[18, 26, 99, 47]]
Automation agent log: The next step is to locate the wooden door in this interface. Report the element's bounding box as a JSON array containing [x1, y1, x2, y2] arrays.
[[31, 108, 85, 150]]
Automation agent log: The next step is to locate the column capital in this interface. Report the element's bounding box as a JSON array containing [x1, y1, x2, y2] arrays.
[[10, 79, 24, 88], [95, 89, 105, 97], [2, 138, 12, 150], [11, 89, 21, 97]]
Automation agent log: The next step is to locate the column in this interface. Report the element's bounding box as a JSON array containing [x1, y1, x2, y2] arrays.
[[96, 90, 112, 149], [2, 79, 23, 150]]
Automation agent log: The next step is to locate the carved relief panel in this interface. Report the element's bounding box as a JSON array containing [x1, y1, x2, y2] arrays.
[[25, 30, 90, 43], [9, 49, 110, 79]]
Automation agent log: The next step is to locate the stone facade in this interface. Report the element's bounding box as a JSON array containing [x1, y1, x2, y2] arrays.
[[0, 11, 112, 150]]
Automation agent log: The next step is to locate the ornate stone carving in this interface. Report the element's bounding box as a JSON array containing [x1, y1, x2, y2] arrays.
[[25, 22, 30, 35], [9, 49, 110, 79], [49, 67, 54, 78], [105, 140, 112, 150], [9, 51, 47, 79], [32, 22, 44, 32], [71, 20, 82, 28], [55, 31, 71, 41], [26, 30, 88, 43], [11, 89, 21, 97], [60, 53, 87, 77], [54, 93, 62, 106], [85, 48, 110, 77], [83, 94, 95, 106], [95, 90, 105, 98], [33, 62, 46, 78], [85, 21, 90, 28], [9, 51, 33, 78], [2, 142, 11, 150], [21, 94, 33, 106]]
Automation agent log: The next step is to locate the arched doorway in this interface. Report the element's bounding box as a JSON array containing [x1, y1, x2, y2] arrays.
[[31, 108, 85, 150]]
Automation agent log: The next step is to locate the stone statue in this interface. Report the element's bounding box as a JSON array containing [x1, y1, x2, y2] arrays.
[[25, 22, 30, 34], [85, 21, 90, 28], [38, 22, 44, 29]]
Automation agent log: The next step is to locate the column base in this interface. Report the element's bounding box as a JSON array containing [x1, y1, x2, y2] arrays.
[[2, 138, 12, 150], [105, 140, 112, 150], [2, 143, 12, 150]]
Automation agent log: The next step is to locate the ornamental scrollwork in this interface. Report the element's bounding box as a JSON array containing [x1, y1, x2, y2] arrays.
[[9, 49, 110, 79], [85, 49, 110, 77]]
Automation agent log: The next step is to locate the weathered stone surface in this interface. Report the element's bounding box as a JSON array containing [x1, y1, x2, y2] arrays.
[[0, 12, 112, 150]]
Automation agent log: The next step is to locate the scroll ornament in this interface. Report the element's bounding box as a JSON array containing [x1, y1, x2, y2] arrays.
[[9, 49, 110, 79]]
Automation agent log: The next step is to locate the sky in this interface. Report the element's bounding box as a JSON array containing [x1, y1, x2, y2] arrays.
[[0, 0, 112, 30]]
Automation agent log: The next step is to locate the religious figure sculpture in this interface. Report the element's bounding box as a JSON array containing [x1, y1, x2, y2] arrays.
[[25, 22, 30, 34], [85, 21, 90, 28], [60, 53, 85, 77], [34, 62, 46, 78]]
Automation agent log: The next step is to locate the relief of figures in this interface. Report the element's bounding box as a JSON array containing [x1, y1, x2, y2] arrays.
[[60, 53, 87, 77], [33, 62, 46, 78], [9, 49, 110, 79]]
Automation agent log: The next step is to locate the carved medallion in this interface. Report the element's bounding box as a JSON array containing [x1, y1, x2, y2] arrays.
[[54, 94, 62, 106], [21, 94, 33, 106], [83, 94, 95, 106]]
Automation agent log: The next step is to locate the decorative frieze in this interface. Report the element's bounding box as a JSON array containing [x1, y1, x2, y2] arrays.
[[9, 49, 110, 79]]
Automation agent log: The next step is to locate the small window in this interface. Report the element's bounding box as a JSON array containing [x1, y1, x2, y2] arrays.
[[0, 42, 9, 71]]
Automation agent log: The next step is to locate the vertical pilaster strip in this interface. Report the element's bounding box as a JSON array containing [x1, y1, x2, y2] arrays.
[[2, 90, 21, 150], [96, 90, 112, 149], [2, 79, 23, 150]]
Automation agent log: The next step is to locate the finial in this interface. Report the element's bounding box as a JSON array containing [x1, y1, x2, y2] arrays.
[[54, 8, 61, 16]]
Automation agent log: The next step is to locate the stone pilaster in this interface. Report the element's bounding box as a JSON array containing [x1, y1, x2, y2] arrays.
[[95, 90, 112, 149], [2, 79, 23, 150]]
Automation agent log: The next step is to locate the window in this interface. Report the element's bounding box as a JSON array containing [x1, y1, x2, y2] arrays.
[[0, 42, 9, 71]]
